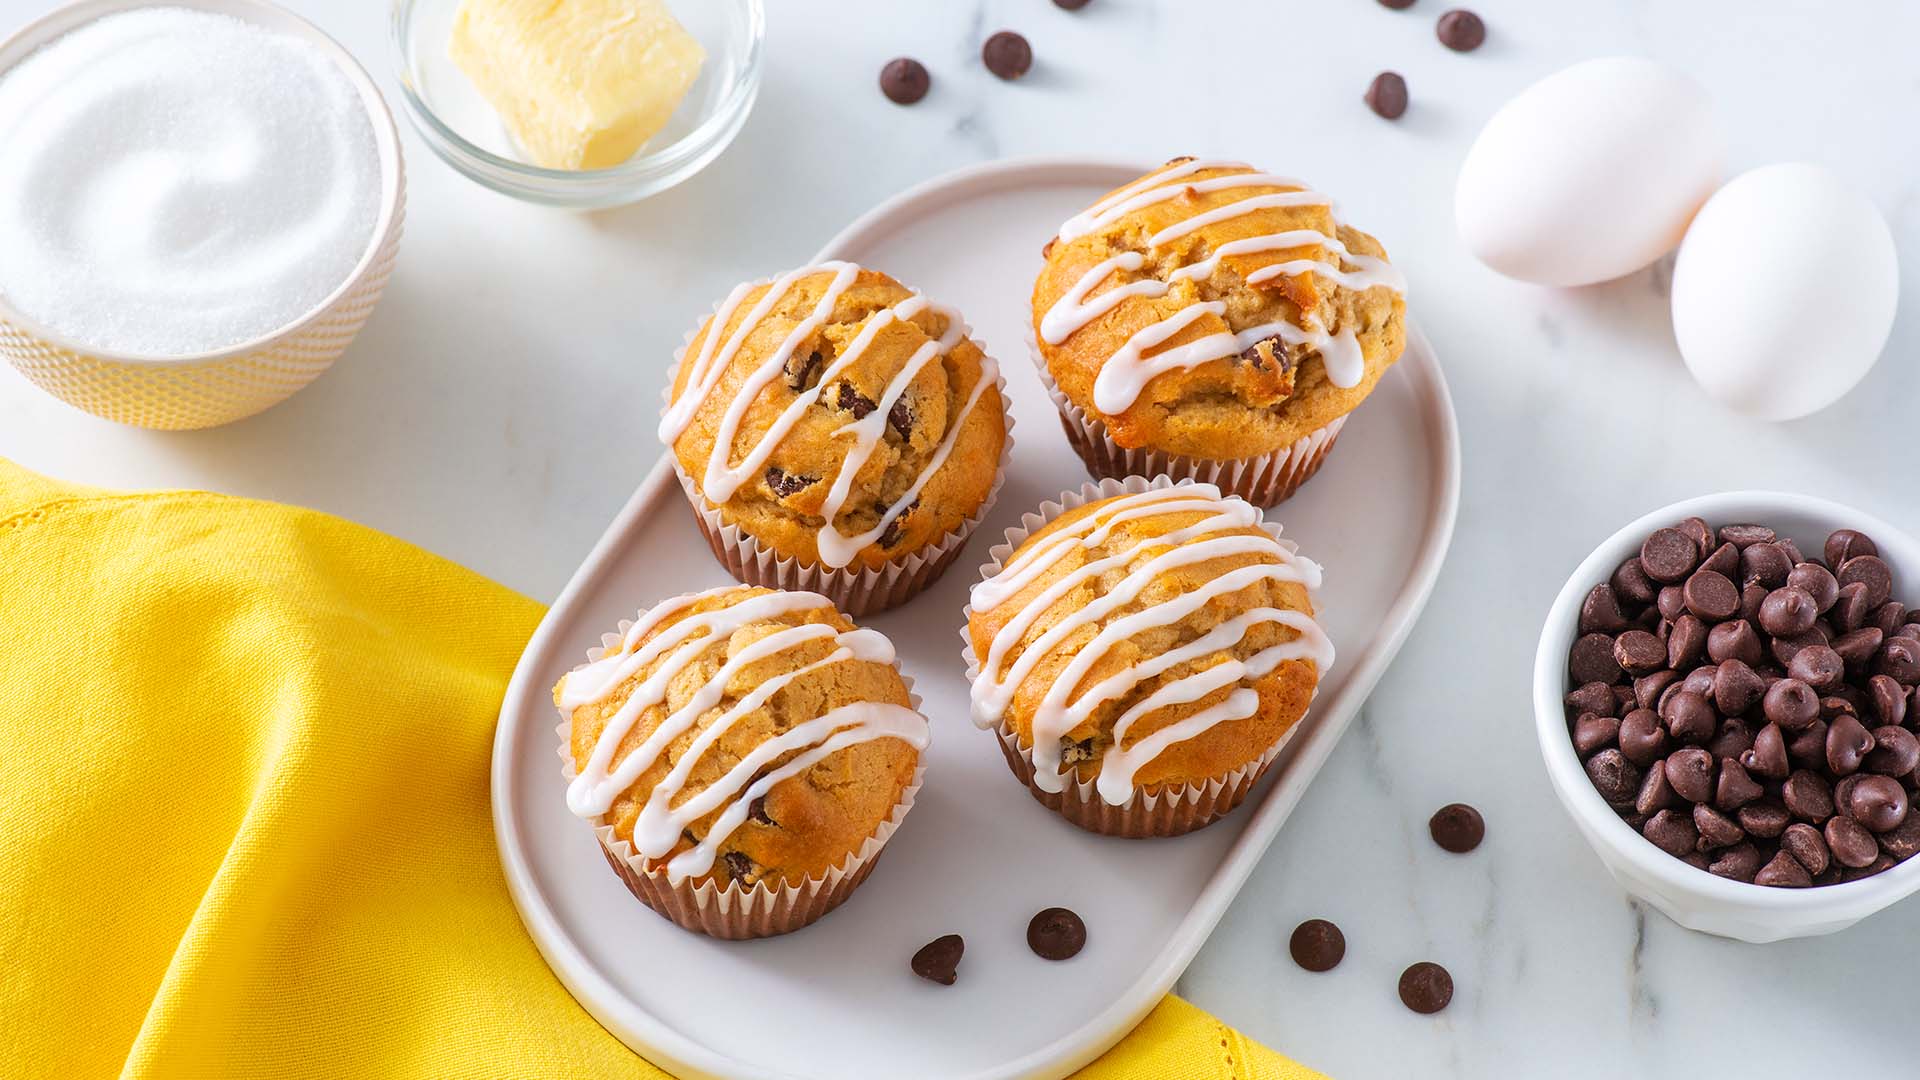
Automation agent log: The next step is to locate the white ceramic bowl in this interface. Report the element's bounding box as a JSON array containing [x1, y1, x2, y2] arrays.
[[1535, 490, 1920, 942], [0, 0, 406, 431]]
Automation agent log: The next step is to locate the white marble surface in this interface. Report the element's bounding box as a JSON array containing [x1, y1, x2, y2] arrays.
[[4, 1, 1918, 1077]]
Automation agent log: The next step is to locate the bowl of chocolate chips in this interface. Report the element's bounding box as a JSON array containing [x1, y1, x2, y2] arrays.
[[1535, 492, 1920, 942]]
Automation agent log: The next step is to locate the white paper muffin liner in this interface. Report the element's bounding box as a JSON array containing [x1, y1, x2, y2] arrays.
[[958, 474, 1318, 838], [1026, 317, 1345, 507], [663, 272, 1015, 616], [557, 607, 926, 940]]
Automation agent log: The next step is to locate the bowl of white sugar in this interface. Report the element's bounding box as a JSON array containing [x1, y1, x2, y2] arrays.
[[0, 0, 405, 430]]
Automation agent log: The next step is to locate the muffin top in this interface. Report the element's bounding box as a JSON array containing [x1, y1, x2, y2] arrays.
[[966, 482, 1334, 804], [558, 585, 926, 889], [661, 263, 1007, 572], [1031, 158, 1407, 458]]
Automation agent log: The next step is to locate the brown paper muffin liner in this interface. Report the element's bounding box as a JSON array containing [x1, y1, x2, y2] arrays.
[[1026, 320, 1345, 507], [558, 621, 926, 940], [662, 275, 1015, 616], [959, 474, 1317, 837]]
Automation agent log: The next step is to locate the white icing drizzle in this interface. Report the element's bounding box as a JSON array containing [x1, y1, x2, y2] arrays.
[[1042, 164, 1405, 414], [968, 485, 1334, 802], [561, 586, 928, 882], [660, 264, 999, 570]]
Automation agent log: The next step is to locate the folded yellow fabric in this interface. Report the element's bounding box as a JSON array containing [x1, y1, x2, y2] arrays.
[[0, 458, 1322, 1080]]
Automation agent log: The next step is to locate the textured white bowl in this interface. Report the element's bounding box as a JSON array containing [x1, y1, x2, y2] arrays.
[[0, 0, 406, 431], [1534, 491, 1920, 943]]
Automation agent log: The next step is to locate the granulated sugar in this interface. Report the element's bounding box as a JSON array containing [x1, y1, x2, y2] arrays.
[[0, 7, 381, 357]]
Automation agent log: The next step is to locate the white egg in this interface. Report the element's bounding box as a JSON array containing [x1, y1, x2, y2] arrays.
[[1456, 57, 1724, 287], [1671, 163, 1899, 421]]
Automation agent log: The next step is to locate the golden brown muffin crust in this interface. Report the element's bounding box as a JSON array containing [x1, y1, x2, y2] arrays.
[[670, 267, 1007, 571], [1032, 160, 1406, 458], [968, 492, 1322, 792], [560, 587, 919, 890]]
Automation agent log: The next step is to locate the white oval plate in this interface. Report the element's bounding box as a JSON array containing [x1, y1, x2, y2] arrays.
[[492, 158, 1462, 1080]]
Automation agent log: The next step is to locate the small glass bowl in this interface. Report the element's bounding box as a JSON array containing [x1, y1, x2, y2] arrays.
[[390, 0, 762, 209]]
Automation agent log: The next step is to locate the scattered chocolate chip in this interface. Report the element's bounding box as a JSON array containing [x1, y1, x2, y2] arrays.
[[912, 934, 964, 985], [1429, 803, 1485, 853], [1436, 9, 1489, 51], [1289, 919, 1345, 972], [982, 30, 1032, 80], [1377, 0, 1416, 8], [1365, 72, 1409, 119], [1053, 0, 1093, 8], [1398, 962, 1454, 1014], [1027, 907, 1086, 961], [880, 58, 931, 105]]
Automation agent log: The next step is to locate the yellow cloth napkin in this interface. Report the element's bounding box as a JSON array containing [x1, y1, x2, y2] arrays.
[[0, 459, 1322, 1080]]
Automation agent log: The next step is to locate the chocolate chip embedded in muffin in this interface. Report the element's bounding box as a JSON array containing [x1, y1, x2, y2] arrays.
[[887, 399, 913, 441], [835, 381, 877, 419], [765, 467, 815, 498], [785, 348, 825, 391]]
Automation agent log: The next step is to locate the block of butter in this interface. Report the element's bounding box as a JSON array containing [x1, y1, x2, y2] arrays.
[[449, 0, 706, 171]]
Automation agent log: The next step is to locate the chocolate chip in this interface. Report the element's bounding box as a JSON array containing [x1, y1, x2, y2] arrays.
[[912, 934, 963, 984], [1635, 670, 1680, 710], [782, 349, 824, 392], [764, 467, 816, 498], [748, 796, 776, 826], [1027, 907, 1086, 961], [1789, 644, 1845, 691], [1617, 709, 1665, 766], [1878, 814, 1920, 860], [1721, 524, 1776, 548], [1846, 774, 1909, 832], [1827, 714, 1874, 776], [1661, 693, 1717, 748], [1789, 562, 1841, 613], [877, 500, 916, 549], [1755, 848, 1814, 887], [1377, 0, 1416, 7], [1826, 529, 1880, 569], [1680, 570, 1737, 622], [1738, 799, 1791, 838], [1705, 619, 1761, 667], [1781, 822, 1830, 876], [1834, 627, 1886, 672], [1664, 748, 1715, 803], [1570, 633, 1623, 685], [1613, 558, 1658, 608], [1693, 802, 1744, 850], [1585, 749, 1641, 808], [1643, 809, 1697, 857], [1839, 555, 1894, 609], [880, 58, 931, 104], [1708, 717, 1754, 762], [1614, 630, 1666, 677], [1874, 602, 1909, 639], [1429, 803, 1485, 853], [1783, 769, 1835, 823], [1636, 764, 1679, 816], [1787, 719, 1830, 770], [1764, 678, 1821, 731], [1700, 542, 1740, 580], [1826, 815, 1880, 868], [1742, 543, 1792, 588], [836, 381, 876, 419], [1398, 962, 1454, 1014], [721, 850, 757, 883], [1289, 919, 1345, 972], [1712, 660, 1765, 717], [1867, 724, 1919, 777], [982, 30, 1032, 80], [1739, 583, 1770, 624], [1578, 584, 1628, 634], [1715, 759, 1763, 812], [1565, 681, 1617, 719], [1757, 587, 1817, 638], [1365, 71, 1409, 119], [1641, 528, 1699, 584], [887, 399, 914, 441], [1708, 842, 1763, 882], [1876, 636, 1920, 684], [1834, 582, 1874, 633], [1743, 723, 1791, 780], [1053, 0, 1093, 8], [1236, 335, 1288, 371]]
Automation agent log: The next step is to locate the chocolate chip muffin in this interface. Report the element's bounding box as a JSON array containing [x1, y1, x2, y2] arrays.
[[662, 263, 1009, 614], [557, 585, 928, 938], [1031, 158, 1406, 505], [963, 477, 1334, 836]]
